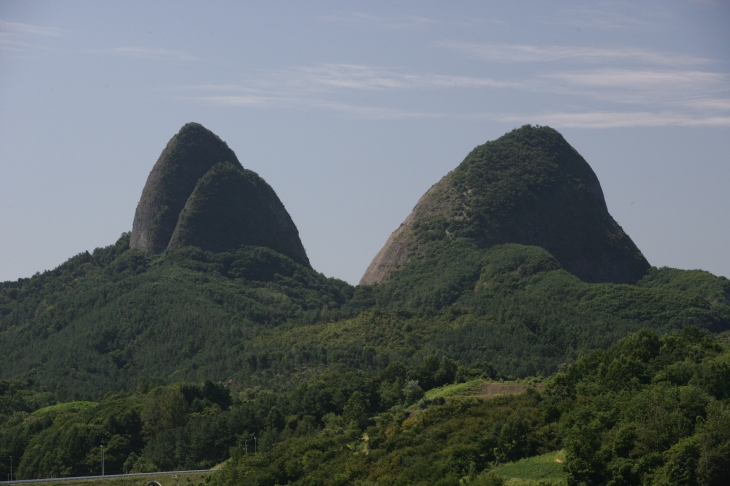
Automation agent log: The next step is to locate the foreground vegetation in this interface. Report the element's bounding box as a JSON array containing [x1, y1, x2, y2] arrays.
[[1, 327, 728, 485], [491, 450, 567, 485], [210, 327, 730, 485], [13, 470, 212, 486]]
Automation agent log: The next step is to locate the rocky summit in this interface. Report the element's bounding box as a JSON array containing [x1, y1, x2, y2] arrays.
[[130, 123, 310, 267], [361, 125, 650, 285]]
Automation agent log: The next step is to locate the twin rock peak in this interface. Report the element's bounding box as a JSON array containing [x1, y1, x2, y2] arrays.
[[130, 123, 310, 267], [131, 123, 650, 285]]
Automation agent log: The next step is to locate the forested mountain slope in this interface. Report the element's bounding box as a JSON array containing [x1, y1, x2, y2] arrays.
[[0, 234, 351, 399], [2, 327, 729, 485], [2, 124, 730, 482], [362, 125, 649, 285], [1, 125, 729, 400], [1, 237, 728, 399], [210, 327, 730, 486]]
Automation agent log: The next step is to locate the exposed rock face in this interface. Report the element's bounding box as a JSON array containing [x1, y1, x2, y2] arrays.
[[131, 123, 310, 267], [361, 125, 649, 285]]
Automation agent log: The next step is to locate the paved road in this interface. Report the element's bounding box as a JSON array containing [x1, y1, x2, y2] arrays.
[[4, 469, 215, 484]]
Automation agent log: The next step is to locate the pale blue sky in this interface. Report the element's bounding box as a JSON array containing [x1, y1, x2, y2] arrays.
[[1, 1, 729, 284]]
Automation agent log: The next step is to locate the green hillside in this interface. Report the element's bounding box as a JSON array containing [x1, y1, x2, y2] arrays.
[[3, 328, 727, 484], [361, 126, 649, 285], [1, 237, 727, 399], [0, 234, 351, 399], [175, 327, 730, 485], [1, 124, 729, 483]]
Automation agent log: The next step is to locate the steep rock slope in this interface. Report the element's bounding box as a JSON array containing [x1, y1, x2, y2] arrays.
[[167, 161, 309, 265], [361, 125, 649, 285], [130, 123, 241, 255], [131, 123, 309, 266]]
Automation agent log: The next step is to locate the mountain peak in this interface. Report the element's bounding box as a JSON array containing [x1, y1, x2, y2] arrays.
[[130, 123, 310, 266], [361, 125, 649, 285]]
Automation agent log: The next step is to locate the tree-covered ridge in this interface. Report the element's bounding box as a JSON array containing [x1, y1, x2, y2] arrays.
[[553, 327, 730, 485], [1, 236, 728, 398], [362, 125, 649, 285], [0, 234, 352, 399], [353, 242, 729, 375], [0, 378, 234, 479], [214, 327, 730, 486]]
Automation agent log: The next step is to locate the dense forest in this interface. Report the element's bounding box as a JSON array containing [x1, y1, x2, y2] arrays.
[[1, 236, 727, 401], [1, 328, 728, 485], [1, 125, 729, 484]]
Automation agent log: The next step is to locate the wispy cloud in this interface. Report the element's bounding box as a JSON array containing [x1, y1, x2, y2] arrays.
[[111, 47, 197, 62], [500, 111, 730, 128], [544, 70, 726, 90], [317, 12, 435, 30], [267, 64, 515, 91], [687, 98, 730, 111], [183, 63, 517, 119], [545, 8, 652, 30], [193, 89, 730, 126], [438, 41, 711, 66], [0, 32, 28, 50], [0, 18, 65, 51], [198, 95, 285, 107], [186, 64, 514, 99], [0, 19, 64, 37], [183, 60, 730, 127], [194, 94, 437, 120], [537, 69, 730, 108]]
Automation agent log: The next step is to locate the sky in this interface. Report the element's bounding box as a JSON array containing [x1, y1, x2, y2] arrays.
[[1, 1, 729, 285]]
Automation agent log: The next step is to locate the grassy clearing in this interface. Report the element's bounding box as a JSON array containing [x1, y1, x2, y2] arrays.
[[18, 471, 213, 486], [424, 378, 544, 401], [32, 401, 96, 415], [491, 450, 567, 485], [423, 378, 489, 399]]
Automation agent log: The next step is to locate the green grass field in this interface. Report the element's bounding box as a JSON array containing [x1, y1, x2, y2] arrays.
[[424, 378, 544, 401], [423, 378, 489, 399], [31, 401, 96, 415], [491, 450, 567, 485]]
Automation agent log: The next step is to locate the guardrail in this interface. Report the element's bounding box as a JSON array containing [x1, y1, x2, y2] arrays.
[[3, 469, 216, 484]]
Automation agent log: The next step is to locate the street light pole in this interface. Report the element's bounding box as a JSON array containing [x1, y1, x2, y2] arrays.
[[9, 456, 12, 482], [101, 445, 104, 477], [254, 436, 257, 454]]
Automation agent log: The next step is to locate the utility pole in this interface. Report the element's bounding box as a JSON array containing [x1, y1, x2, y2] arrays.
[[254, 436, 257, 454], [101, 445, 104, 477], [10, 456, 12, 482]]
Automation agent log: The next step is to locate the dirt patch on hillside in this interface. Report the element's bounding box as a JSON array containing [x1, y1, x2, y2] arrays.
[[477, 382, 544, 398]]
